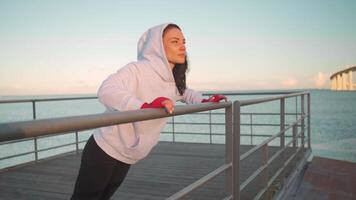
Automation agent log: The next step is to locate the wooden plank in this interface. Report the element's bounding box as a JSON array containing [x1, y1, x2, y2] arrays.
[[0, 142, 296, 200]]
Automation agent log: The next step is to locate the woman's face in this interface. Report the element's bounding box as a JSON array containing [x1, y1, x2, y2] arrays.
[[163, 27, 186, 69]]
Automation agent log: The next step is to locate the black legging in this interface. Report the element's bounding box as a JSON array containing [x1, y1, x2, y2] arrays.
[[71, 135, 131, 200]]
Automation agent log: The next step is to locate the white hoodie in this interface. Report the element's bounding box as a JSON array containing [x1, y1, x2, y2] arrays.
[[93, 23, 203, 164]]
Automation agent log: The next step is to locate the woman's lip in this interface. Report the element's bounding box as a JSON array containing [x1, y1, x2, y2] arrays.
[[178, 54, 185, 57]]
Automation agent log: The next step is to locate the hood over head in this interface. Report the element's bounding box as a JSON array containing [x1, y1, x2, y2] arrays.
[[137, 23, 174, 82]]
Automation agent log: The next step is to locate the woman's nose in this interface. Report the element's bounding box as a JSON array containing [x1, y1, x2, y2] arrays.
[[180, 44, 186, 51]]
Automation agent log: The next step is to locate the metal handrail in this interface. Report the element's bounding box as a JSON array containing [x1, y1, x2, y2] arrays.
[[0, 91, 310, 200], [0, 102, 231, 142], [0, 91, 296, 104], [239, 91, 308, 106], [0, 96, 97, 104]]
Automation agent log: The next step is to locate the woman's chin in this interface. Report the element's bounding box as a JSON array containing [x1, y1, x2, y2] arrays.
[[176, 59, 186, 64]]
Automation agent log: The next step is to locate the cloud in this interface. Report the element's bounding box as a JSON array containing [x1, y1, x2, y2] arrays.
[[281, 78, 298, 88], [314, 72, 328, 88]]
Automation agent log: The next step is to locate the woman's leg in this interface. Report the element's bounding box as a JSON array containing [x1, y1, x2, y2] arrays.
[[100, 160, 131, 200], [71, 136, 118, 200]]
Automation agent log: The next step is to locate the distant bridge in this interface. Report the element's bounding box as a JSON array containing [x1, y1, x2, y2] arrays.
[[330, 65, 356, 91]]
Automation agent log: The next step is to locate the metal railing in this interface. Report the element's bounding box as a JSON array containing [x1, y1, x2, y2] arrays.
[[0, 92, 298, 165], [0, 91, 311, 199], [233, 92, 311, 200]]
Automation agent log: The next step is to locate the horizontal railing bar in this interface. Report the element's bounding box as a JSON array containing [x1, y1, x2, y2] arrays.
[[166, 163, 231, 200], [240, 117, 304, 161], [0, 151, 35, 161], [241, 139, 301, 194], [239, 92, 308, 107], [203, 91, 296, 96], [0, 137, 34, 145], [0, 96, 98, 104], [240, 116, 304, 161], [36, 142, 77, 152], [3, 132, 302, 164], [0, 102, 231, 142], [252, 146, 305, 200], [170, 112, 302, 116], [240, 134, 294, 138], [174, 112, 302, 116], [166, 122, 301, 127], [0, 91, 295, 104], [166, 122, 225, 125], [262, 148, 307, 200], [161, 132, 299, 139], [161, 132, 222, 136], [0, 139, 88, 161], [0, 130, 90, 145], [241, 123, 284, 127], [241, 112, 302, 116], [240, 142, 287, 192], [240, 130, 282, 161], [240, 161, 268, 192]]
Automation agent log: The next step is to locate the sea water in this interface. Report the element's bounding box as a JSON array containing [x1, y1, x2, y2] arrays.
[[0, 90, 355, 169]]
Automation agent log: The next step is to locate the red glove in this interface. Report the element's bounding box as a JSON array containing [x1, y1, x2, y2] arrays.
[[141, 97, 170, 109], [202, 94, 227, 103]]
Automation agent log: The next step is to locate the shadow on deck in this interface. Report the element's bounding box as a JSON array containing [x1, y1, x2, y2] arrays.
[[0, 142, 302, 200]]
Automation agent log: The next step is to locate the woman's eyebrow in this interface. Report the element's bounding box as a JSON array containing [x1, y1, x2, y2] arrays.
[[170, 37, 186, 42]]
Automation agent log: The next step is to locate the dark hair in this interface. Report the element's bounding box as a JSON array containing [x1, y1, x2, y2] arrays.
[[163, 24, 188, 96]]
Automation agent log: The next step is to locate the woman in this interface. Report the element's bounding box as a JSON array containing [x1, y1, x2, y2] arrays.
[[71, 23, 227, 200]]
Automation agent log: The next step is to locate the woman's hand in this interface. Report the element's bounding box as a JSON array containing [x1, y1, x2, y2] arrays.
[[161, 99, 174, 114], [202, 94, 227, 103], [141, 97, 175, 114]]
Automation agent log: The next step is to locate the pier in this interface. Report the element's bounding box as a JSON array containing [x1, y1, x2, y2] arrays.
[[0, 142, 306, 200], [330, 65, 356, 91]]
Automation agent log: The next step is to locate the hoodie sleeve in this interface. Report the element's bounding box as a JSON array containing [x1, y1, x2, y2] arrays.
[[181, 88, 204, 104], [97, 64, 144, 111]]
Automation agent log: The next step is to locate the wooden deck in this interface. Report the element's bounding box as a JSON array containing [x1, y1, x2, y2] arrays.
[[0, 142, 300, 200], [292, 156, 356, 200]]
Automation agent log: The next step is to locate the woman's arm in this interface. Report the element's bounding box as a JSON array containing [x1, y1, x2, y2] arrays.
[[97, 64, 144, 111], [181, 88, 204, 104], [181, 88, 227, 104]]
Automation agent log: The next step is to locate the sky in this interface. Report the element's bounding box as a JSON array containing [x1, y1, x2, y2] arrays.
[[1, 0, 356, 95]]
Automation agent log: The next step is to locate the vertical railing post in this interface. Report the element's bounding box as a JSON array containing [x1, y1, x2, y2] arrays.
[[280, 98, 285, 148], [280, 98, 285, 186], [250, 114, 253, 145], [292, 124, 297, 149], [295, 96, 298, 121], [32, 100, 38, 161], [307, 93, 311, 149], [32, 101, 37, 120], [209, 111, 212, 144], [262, 144, 269, 199], [75, 131, 79, 153], [225, 104, 233, 196], [34, 137, 38, 161], [301, 94, 305, 149], [172, 116, 175, 142], [232, 101, 241, 200]]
